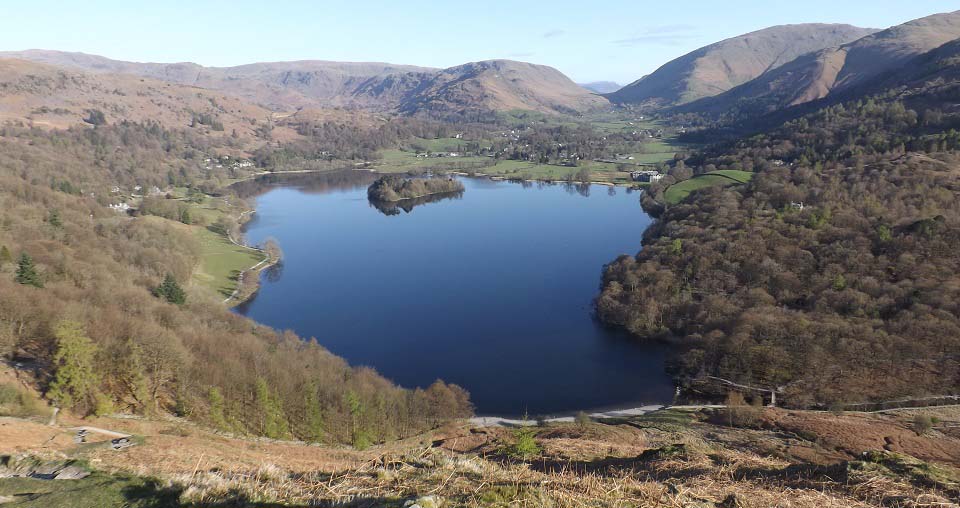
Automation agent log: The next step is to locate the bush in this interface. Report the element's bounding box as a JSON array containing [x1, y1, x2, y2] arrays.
[[575, 411, 591, 428], [912, 414, 934, 435], [724, 391, 762, 428], [0, 383, 45, 417], [507, 427, 541, 459]]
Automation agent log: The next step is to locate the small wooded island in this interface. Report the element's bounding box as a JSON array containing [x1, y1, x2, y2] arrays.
[[367, 175, 465, 202]]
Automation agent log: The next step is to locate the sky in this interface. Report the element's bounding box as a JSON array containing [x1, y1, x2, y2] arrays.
[[2, 1, 956, 84]]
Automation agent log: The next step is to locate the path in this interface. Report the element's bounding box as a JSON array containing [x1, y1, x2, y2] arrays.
[[221, 208, 271, 305]]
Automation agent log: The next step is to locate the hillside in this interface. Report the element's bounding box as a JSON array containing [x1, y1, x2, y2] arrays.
[[599, 27, 960, 406], [607, 24, 877, 107], [0, 50, 433, 111], [357, 59, 611, 116], [2, 51, 606, 116], [0, 58, 286, 147], [2, 387, 958, 507], [680, 10, 960, 120]]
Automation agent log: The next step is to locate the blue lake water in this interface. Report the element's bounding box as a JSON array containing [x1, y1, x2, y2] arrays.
[[234, 171, 674, 416]]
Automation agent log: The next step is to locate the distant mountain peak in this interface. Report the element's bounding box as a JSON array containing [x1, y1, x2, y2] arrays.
[[579, 81, 622, 94]]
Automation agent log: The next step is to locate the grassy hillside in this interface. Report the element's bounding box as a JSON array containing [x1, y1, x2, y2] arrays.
[[679, 11, 960, 121], [1, 394, 958, 507], [663, 170, 754, 204], [609, 24, 876, 107]]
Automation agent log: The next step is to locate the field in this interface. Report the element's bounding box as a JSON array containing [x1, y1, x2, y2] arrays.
[[376, 148, 640, 184], [141, 189, 267, 301], [664, 170, 755, 204], [191, 225, 264, 299]]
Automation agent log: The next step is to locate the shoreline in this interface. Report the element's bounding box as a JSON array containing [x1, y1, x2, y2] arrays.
[[221, 209, 279, 307], [469, 404, 727, 427], [371, 189, 463, 203]]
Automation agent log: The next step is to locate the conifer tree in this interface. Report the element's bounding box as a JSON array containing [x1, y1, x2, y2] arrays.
[[255, 377, 289, 439], [303, 380, 325, 443], [15, 253, 42, 288], [208, 387, 229, 431], [154, 273, 186, 305]]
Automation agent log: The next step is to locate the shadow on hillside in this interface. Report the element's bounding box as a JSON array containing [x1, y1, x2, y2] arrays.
[[122, 477, 402, 508], [522, 444, 711, 480]]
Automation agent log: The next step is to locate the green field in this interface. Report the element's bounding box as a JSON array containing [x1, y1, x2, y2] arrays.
[[404, 136, 475, 153], [664, 170, 755, 204], [375, 150, 637, 184], [192, 225, 265, 299]]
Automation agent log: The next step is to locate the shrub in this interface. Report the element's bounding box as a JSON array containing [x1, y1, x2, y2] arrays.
[[507, 427, 541, 459], [575, 411, 591, 428], [724, 391, 762, 428], [0, 383, 45, 417], [912, 414, 934, 435]]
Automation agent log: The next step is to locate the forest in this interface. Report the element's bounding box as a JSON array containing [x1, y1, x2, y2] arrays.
[[597, 63, 960, 406], [0, 121, 473, 447]]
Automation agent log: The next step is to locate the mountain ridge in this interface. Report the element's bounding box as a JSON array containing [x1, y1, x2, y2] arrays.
[[1, 50, 606, 116], [677, 11, 960, 120], [607, 23, 878, 107]]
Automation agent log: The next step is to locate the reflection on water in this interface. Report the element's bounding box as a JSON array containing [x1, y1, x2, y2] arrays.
[[233, 169, 674, 416], [369, 191, 465, 216], [230, 170, 378, 199]]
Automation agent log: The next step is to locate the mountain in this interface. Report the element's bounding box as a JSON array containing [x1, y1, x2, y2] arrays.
[[579, 81, 622, 94], [380, 60, 610, 116], [0, 49, 434, 111], [1, 51, 606, 116], [0, 57, 289, 144], [680, 11, 960, 119], [607, 24, 878, 108]]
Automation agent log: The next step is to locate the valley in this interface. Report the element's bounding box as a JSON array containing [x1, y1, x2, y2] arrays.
[[2, 5, 960, 506]]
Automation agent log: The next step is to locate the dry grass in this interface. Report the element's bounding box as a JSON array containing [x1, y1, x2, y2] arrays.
[[3, 405, 960, 507]]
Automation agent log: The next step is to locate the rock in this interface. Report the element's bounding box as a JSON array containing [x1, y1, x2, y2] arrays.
[[53, 465, 90, 480], [403, 495, 440, 508]]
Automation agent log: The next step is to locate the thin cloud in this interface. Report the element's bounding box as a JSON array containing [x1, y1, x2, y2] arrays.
[[542, 29, 566, 38], [614, 24, 698, 46]]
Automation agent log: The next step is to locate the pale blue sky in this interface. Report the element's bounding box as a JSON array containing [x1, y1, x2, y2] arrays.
[[2, 1, 956, 83]]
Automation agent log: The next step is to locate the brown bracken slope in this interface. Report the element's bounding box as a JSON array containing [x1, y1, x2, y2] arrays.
[[607, 23, 877, 107]]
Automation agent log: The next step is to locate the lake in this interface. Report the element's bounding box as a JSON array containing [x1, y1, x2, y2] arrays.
[[234, 171, 674, 416]]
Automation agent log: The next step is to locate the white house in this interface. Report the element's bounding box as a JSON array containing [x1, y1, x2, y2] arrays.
[[630, 170, 663, 183]]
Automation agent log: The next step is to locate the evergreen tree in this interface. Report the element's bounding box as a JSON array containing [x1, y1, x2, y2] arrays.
[[303, 380, 325, 443], [46, 321, 99, 412], [154, 273, 186, 305], [345, 390, 371, 449], [208, 387, 229, 431], [15, 253, 42, 288], [47, 209, 63, 229], [254, 377, 289, 439]]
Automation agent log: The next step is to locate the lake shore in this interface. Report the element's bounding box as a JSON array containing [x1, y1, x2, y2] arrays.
[[223, 210, 279, 307], [469, 404, 726, 427]]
